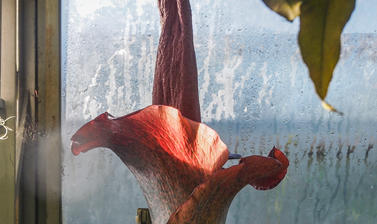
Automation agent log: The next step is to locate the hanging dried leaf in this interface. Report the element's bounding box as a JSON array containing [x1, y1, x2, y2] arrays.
[[262, 0, 302, 21], [298, 0, 355, 101]]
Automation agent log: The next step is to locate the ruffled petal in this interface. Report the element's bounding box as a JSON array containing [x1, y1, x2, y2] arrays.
[[249, 146, 289, 190], [167, 147, 289, 224]]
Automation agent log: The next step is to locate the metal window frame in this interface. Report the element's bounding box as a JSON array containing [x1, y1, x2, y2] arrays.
[[0, 1, 17, 224], [0, 0, 61, 223]]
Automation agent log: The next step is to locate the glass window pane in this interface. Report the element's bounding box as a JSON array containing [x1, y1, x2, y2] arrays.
[[61, 0, 377, 223]]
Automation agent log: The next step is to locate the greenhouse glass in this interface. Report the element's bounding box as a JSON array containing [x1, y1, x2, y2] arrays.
[[61, 0, 377, 223]]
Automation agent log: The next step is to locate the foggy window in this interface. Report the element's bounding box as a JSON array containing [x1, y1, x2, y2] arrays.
[[61, 0, 377, 223]]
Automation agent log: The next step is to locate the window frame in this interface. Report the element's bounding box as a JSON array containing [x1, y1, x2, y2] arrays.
[[0, 1, 17, 223], [0, 0, 62, 223]]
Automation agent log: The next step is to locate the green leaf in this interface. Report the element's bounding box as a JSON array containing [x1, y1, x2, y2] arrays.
[[298, 0, 355, 100], [262, 0, 303, 21]]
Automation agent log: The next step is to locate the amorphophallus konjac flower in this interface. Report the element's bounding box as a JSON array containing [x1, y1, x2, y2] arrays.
[[71, 106, 288, 223], [71, 0, 289, 223]]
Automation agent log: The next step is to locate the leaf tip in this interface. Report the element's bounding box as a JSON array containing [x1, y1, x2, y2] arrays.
[[321, 101, 344, 116]]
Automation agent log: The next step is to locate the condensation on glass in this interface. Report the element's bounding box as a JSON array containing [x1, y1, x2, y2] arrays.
[[61, 0, 377, 223]]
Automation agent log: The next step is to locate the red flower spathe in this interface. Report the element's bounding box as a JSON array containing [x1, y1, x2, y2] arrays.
[[71, 105, 288, 224]]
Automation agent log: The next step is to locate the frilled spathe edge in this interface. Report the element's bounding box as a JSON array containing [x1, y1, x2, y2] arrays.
[[167, 147, 289, 224], [71, 105, 229, 174]]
